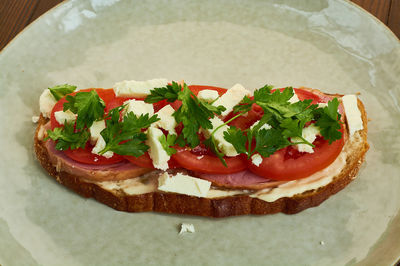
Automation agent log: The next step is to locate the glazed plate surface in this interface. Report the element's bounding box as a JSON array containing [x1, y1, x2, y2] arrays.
[[0, 0, 399, 265]]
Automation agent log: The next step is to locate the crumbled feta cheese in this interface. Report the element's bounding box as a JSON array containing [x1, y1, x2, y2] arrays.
[[250, 120, 272, 131], [152, 105, 176, 134], [89, 120, 106, 144], [123, 99, 154, 117], [289, 93, 299, 104], [158, 172, 211, 197], [212, 84, 251, 116], [291, 124, 320, 153], [202, 117, 238, 157], [318, 102, 328, 108], [32, 116, 40, 123], [92, 135, 113, 158], [147, 127, 170, 170], [54, 110, 77, 125], [39, 89, 57, 118], [179, 223, 196, 234], [342, 95, 363, 136], [198, 89, 219, 103], [113, 79, 168, 98], [251, 154, 263, 166]]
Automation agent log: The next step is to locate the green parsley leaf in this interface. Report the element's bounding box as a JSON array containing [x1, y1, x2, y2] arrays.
[[146, 82, 225, 148], [159, 134, 177, 156], [48, 84, 76, 101], [254, 128, 291, 157], [99, 107, 159, 157], [314, 98, 342, 143], [144, 81, 181, 103], [63, 90, 106, 129], [223, 127, 247, 155], [45, 122, 89, 150], [233, 95, 253, 113], [203, 136, 227, 167]]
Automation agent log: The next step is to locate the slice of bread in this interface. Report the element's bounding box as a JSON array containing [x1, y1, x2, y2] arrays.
[[34, 94, 368, 217]]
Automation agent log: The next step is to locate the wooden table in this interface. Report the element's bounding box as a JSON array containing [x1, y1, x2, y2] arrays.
[[0, 0, 399, 50]]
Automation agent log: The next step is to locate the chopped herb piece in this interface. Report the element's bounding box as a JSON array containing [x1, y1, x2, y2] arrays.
[[48, 84, 76, 101]]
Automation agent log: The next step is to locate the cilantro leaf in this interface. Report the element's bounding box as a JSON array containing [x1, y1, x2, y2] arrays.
[[63, 90, 106, 129], [45, 122, 89, 150], [314, 98, 342, 143], [99, 108, 159, 156], [159, 134, 177, 156], [48, 84, 76, 101]]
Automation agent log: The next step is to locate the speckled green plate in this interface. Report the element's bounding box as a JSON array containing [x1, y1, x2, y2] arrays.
[[1, 0, 399, 265]]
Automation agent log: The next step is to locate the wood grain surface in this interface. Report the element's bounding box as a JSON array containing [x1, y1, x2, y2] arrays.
[[0, 0, 399, 51]]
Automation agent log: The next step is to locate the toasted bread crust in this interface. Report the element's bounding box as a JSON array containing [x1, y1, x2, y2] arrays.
[[34, 94, 369, 217]]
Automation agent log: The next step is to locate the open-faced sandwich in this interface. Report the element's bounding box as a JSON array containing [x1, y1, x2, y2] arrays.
[[34, 79, 369, 217]]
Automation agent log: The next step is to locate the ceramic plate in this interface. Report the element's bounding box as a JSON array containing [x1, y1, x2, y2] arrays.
[[0, 0, 399, 265]]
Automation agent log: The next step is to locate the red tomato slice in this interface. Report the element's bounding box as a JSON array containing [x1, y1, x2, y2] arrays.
[[247, 88, 345, 181], [50, 88, 123, 164], [123, 153, 180, 169], [188, 85, 227, 96], [50, 88, 116, 129], [172, 148, 247, 174], [63, 144, 124, 165], [227, 103, 263, 130], [248, 134, 344, 181]]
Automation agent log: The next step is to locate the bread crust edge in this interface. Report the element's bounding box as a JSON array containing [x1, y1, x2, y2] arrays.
[[33, 97, 369, 218]]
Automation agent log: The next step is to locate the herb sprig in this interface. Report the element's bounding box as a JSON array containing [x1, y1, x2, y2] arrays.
[[63, 90, 106, 129], [98, 107, 160, 157], [48, 84, 76, 101], [145, 81, 226, 148], [225, 85, 342, 158], [45, 121, 89, 150]]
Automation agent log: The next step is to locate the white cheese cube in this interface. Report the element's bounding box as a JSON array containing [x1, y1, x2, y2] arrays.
[[113, 78, 169, 98], [289, 92, 299, 104], [89, 120, 106, 144], [198, 89, 219, 103], [123, 99, 154, 117], [39, 89, 57, 118], [251, 154, 263, 166], [153, 105, 177, 134], [202, 117, 238, 157], [342, 95, 363, 136], [212, 83, 251, 116], [291, 124, 320, 153], [92, 135, 114, 158], [54, 110, 77, 125], [158, 172, 211, 198], [179, 223, 195, 234], [147, 127, 170, 170]]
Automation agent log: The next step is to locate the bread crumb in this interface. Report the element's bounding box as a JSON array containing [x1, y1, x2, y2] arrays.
[[319, 241, 325, 246], [179, 223, 195, 234], [32, 116, 40, 123]]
